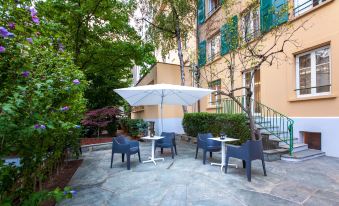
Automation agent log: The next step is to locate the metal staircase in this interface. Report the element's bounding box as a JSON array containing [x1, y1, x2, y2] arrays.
[[216, 96, 295, 155]]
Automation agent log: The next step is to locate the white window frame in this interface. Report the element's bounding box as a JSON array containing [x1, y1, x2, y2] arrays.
[[207, 33, 221, 62], [241, 7, 260, 42], [209, 80, 221, 106], [294, 0, 327, 16], [207, 0, 221, 16], [296, 46, 331, 98]]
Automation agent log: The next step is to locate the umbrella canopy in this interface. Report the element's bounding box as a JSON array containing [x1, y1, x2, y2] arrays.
[[114, 84, 214, 134], [114, 84, 214, 106]]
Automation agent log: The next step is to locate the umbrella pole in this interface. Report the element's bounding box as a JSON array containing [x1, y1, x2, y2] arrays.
[[160, 90, 164, 134]]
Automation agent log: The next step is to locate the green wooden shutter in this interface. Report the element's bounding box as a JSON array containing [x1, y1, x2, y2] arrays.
[[229, 15, 239, 51], [198, 0, 205, 25], [220, 15, 238, 56], [198, 40, 206, 67], [220, 24, 228, 55], [272, 0, 288, 26], [260, 0, 272, 33]]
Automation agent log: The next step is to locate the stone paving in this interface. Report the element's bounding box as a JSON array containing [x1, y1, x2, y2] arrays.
[[61, 140, 339, 206]]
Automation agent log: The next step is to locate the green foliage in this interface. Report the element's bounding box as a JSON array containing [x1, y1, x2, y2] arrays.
[[37, 0, 156, 109], [107, 121, 118, 136], [144, 0, 196, 59], [0, 1, 86, 204], [22, 187, 76, 206], [119, 118, 147, 137], [182, 113, 250, 144]]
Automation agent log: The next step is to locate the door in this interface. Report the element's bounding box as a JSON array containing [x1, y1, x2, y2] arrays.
[[244, 70, 261, 113]]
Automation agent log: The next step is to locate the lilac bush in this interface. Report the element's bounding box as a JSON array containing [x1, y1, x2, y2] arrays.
[[0, 1, 87, 205]]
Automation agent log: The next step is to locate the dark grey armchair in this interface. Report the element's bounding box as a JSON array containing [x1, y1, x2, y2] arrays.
[[195, 133, 221, 164], [224, 140, 267, 181], [110, 135, 141, 170]]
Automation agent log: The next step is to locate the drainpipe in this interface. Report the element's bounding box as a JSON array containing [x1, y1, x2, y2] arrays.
[[196, 6, 201, 113]]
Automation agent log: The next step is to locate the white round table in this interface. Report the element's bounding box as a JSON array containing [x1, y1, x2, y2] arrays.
[[209, 137, 239, 171], [141, 136, 165, 165]]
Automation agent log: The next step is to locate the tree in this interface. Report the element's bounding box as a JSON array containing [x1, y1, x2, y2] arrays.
[[37, 0, 156, 109], [81, 107, 121, 137], [139, 0, 197, 113], [200, 0, 309, 140], [0, 1, 86, 203]]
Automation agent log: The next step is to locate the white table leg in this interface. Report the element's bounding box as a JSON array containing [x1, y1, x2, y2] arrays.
[[143, 139, 164, 165], [211, 141, 238, 171]]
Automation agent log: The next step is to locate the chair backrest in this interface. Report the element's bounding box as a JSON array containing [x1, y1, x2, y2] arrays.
[[242, 140, 264, 160], [198, 133, 219, 147], [113, 135, 128, 145], [160, 132, 175, 144]]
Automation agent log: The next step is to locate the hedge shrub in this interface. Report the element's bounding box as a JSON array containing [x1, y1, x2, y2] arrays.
[[119, 118, 148, 137], [182, 113, 250, 144]]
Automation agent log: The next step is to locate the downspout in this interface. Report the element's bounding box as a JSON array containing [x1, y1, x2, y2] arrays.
[[196, 3, 201, 113]]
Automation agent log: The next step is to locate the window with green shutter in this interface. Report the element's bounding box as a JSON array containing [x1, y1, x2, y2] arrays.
[[260, 0, 288, 33], [220, 15, 239, 56], [198, 40, 207, 67], [260, 0, 272, 33], [272, 0, 288, 26], [198, 0, 205, 25]]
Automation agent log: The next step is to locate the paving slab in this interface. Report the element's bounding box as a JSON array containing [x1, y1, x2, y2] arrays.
[[60, 140, 339, 206]]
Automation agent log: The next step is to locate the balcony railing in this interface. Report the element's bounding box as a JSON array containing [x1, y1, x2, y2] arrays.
[[294, 0, 326, 16]]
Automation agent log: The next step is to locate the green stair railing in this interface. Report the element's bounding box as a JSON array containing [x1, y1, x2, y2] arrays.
[[216, 96, 294, 155]]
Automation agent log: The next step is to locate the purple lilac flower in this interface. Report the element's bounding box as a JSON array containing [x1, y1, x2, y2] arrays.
[[60, 106, 70, 111], [34, 124, 40, 129], [0, 27, 10, 37], [40, 124, 46, 129], [58, 43, 64, 52], [8, 22, 15, 30], [0, 46, 5, 53], [8, 32, 15, 38], [73, 79, 80, 85], [32, 16, 40, 24], [30, 7, 38, 16], [26, 38, 33, 44], [22, 71, 30, 77]]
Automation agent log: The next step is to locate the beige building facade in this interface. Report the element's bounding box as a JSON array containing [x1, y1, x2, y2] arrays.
[[132, 0, 339, 157], [195, 0, 339, 157]]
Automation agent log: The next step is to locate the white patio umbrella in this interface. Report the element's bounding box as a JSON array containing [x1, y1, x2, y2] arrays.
[[114, 84, 214, 133]]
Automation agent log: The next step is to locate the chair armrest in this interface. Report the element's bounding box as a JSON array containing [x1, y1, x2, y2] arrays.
[[129, 140, 139, 148], [226, 144, 243, 153]]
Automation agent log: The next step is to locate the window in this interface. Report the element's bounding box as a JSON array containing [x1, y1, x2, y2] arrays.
[[209, 79, 221, 106], [294, 0, 327, 16], [207, 33, 220, 62], [242, 7, 260, 42], [208, 0, 221, 17], [296, 46, 331, 97]]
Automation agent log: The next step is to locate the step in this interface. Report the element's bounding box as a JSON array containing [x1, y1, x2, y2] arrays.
[[261, 130, 289, 136], [280, 143, 308, 153], [281, 149, 325, 162], [263, 148, 289, 161], [269, 136, 298, 143]]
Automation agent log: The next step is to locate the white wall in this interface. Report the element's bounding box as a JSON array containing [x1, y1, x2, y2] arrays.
[[292, 117, 339, 157], [143, 118, 185, 135]]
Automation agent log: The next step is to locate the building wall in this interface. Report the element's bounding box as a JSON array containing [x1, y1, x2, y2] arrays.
[[131, 62, 194, 134], [196, 0, 339, 157]]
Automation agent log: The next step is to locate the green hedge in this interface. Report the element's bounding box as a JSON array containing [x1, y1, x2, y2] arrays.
[[182, 113, 250, 144], [119, 118, 148, 137]]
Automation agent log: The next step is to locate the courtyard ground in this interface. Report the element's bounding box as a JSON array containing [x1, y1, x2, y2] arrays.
[[61, 140, 339, 206]]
